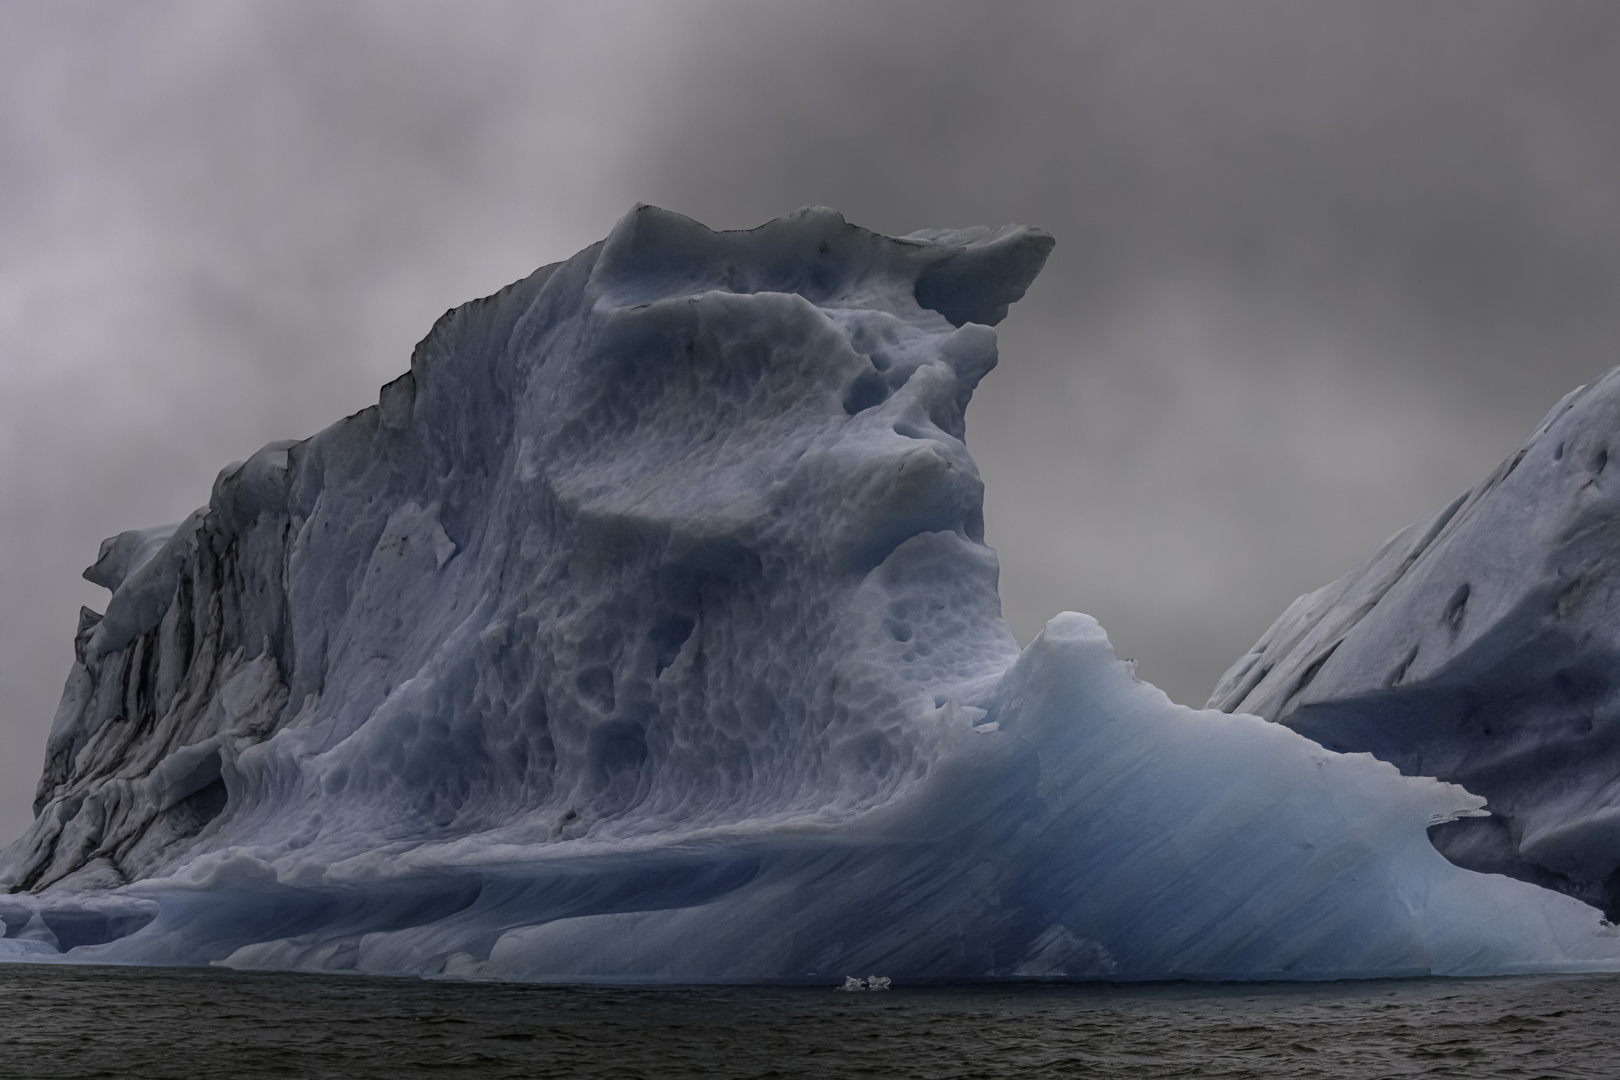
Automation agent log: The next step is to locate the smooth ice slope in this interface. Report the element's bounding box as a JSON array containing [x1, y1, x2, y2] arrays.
[[1212, 370, 1620, 919], [3, 206, 1619, 981]]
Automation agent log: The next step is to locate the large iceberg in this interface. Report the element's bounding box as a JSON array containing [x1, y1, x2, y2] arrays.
[[1211, 371, 1620, 921], [3, 206, 1618, 981]]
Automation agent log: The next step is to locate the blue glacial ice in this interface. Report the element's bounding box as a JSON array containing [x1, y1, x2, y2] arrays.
[[3, 205, 1619, 981]]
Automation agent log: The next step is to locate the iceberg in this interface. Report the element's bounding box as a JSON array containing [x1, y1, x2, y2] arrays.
[[3, 206, 1618, 981], [1211, 371, 1620, 921]]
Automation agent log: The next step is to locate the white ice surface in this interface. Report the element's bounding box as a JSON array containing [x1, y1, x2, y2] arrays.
[[3, 206, 1619, 980]]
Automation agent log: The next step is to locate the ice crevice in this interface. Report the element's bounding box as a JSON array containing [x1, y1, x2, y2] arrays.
[[3, 205, 1619, 981]]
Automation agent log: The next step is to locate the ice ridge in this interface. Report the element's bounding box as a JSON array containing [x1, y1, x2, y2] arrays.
[[3, 206, 1618, 981], [1211, 370, 1620, 920]]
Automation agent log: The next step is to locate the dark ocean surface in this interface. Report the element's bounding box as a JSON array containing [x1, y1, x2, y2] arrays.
[[2, 964, 1619, 1079]]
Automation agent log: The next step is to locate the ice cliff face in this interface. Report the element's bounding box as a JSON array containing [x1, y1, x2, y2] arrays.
[[4, 206, 1619, 981], [1211, 371, 1620, 920]]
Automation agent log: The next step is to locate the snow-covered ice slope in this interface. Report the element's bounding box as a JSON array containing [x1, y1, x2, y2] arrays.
[[4, 206, 1618, 980], [1211, 371, 1620, 921]]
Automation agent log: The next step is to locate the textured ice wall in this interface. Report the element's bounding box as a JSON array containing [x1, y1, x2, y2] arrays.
[[1212, 371, 1620, 919], [3, 206, 1619, 980]]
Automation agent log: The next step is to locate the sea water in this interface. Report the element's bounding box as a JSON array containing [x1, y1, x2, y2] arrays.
[[3, 965, 1619, 1079]]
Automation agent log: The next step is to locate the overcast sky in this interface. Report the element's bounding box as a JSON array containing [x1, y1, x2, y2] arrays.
[[4, 1, 1619, 843]]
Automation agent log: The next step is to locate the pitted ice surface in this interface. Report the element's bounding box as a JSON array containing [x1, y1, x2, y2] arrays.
[[4, 207, 1618, 981]]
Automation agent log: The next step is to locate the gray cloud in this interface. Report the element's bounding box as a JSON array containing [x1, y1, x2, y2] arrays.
[[629, 0, 1620, 692], [3, 0, 1619, 841], [0, 0, 690, 841]]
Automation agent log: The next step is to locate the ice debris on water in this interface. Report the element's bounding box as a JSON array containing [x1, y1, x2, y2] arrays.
[[837, 976, 889, 991], [2, 205, 1620, 981]]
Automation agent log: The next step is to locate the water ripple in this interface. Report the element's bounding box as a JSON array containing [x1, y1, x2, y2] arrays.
[[2, 966, 1620, 1079]]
